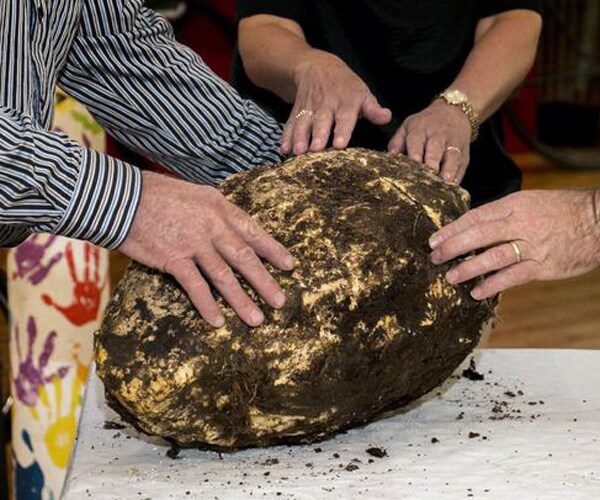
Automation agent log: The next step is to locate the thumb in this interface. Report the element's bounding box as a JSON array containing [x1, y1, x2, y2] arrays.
[[361, 94, 392, 125]]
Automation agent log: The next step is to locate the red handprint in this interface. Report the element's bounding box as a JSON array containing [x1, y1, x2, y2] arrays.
[[41, 242, 107, 326]]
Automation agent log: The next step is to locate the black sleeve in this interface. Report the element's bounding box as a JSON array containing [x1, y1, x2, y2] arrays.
[[236, 0, 307, 22], [478, 0, 543, 19]]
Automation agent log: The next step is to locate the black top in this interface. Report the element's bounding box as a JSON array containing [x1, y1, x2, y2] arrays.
[[232, 0, 542, 206]]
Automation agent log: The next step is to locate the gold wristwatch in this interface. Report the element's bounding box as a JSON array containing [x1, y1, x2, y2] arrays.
[[437, 89, 480, 142]]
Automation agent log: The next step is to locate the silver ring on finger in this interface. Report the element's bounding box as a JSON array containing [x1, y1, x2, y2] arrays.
[[510, 241, 522, 264], [295, 109, 315, 120], [445, 145, 462, 155]]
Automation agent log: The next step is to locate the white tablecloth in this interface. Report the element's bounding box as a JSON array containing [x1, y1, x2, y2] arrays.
[[62, 349, 600, 499]]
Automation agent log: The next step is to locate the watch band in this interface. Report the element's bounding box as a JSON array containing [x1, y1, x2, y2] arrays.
[[437, 90, 480, 142]]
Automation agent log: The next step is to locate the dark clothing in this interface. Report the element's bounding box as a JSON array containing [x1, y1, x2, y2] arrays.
[[232, 0, 542, 206]]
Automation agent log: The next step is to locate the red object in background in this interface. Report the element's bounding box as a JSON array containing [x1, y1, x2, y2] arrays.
[[41, 243, 106, 327], [178, 0, 236, 80], [504, 69, 538, 155]]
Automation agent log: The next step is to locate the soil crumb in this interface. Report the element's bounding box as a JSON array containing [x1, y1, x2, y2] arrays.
[[462, 358, 485, 381]]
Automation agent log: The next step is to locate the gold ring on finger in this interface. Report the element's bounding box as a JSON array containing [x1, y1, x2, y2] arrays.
[[295, 109, 315, 120], [510, 241, 522, 264], [445, 146, 462, 155]]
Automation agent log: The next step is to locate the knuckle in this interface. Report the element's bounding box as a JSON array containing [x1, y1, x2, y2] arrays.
[[489, 247, 507, 268], [323, 98, 339, 110], [232, 245, 257, 266], [467, 209, 483, 225], [313, 121, 331, 134], [314, 109, 331, 121], [459, 263, 479, 282], [212, 264, 235, 286], [294, 128, 309, 140], [242, 298, 258, 315], [478, 225, 495, 242], [408, 131, 425, 143], [229, 293, 257, 317], [336, 109, 357, 122], [435, 245, 452, 262], [428, 132, 445, 143], [241, 218, 262, 241], [449, 236, 470, 257], [424, 151, 441, 162], [163, 257, 188, 277]]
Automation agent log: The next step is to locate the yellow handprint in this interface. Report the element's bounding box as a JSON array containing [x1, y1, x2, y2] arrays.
[[41, 343, 89, 469]]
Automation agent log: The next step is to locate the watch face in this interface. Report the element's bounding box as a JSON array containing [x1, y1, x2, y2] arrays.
[[445, 90, 467, 104]]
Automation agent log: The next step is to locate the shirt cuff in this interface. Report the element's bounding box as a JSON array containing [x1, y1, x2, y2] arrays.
[[53, 149, 142, 250]]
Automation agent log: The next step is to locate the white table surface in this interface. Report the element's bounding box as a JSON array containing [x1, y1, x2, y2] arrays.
[[62, 349, 600, 499]]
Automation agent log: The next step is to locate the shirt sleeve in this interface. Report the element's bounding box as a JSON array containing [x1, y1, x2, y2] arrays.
[[0, 106, 141, 249], [237, 0, 307, 22], [478, 0, 543, 19], [58, 0, 284, 187]]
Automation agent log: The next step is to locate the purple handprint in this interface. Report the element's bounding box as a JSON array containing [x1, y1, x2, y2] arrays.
[[12, 316, 69, 408], [12, 234, 62, 285]]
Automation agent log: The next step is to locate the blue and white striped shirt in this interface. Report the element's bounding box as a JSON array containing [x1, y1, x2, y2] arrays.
[[0, 0, 283, 249]]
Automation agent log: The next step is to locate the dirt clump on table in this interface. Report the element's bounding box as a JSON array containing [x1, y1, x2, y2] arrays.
[[96, 148, 496, 451]]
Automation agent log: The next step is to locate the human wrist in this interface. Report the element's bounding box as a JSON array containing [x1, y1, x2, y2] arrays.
[[435, 89, 481, 141], [54, 150, 142, 250], [430, 98, 473, 136], [293, 49, 342, 87]]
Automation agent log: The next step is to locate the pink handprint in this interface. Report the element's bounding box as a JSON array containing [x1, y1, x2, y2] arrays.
[[12, 316, 69, 408], [42, 242, 106, 326], [12, 235, 62, 285]]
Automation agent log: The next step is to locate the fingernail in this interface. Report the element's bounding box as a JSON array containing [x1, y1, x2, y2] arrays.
[[294, 144, 306, 156], [213, 315, 225, 328], [429, 235, 441, 249], [284, 255, 295, 270], [312, 138, 322, 149], [250, 309, 265, 325], [446, 269, 458, 284], [471, 287, 483, 300], [430, 250, 441, 264], [273, 291, 286, 309]]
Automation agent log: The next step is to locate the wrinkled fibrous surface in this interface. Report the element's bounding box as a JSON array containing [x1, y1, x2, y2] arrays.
[[96, 149, 496, 450]]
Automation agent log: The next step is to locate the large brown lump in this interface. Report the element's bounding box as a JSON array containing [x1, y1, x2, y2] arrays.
[[96, 149, 496, 450]]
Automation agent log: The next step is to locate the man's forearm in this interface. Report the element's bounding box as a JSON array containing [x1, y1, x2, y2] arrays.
[[60, 1, 282, 187], [446, 10, 542, 122], [0, 106, 141, 249]]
